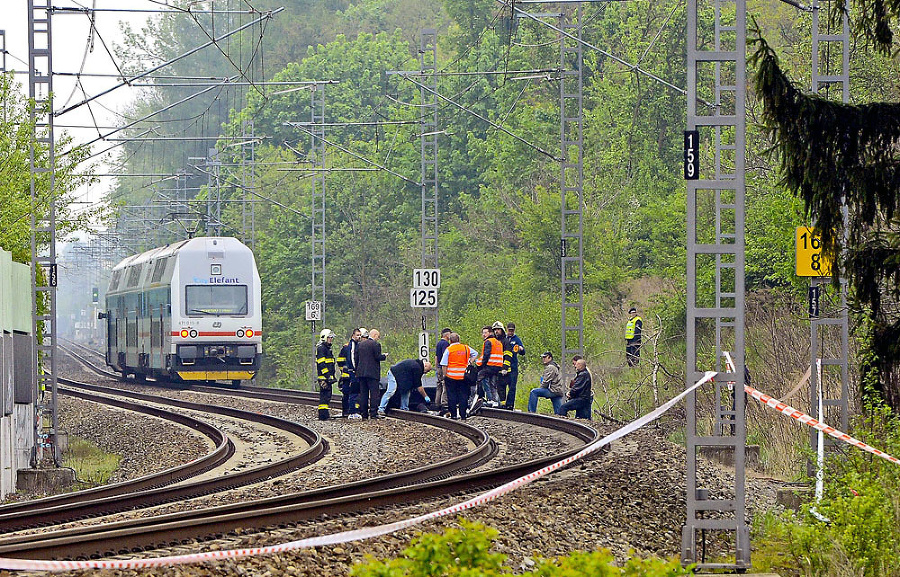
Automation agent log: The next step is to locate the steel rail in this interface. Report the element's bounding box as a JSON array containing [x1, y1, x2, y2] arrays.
[[0, 388, 234, 517], [0, 347, 497, 529], [0, 417, 600, 559], [0, 346, 605, 560], [0, 374, 328, 532]]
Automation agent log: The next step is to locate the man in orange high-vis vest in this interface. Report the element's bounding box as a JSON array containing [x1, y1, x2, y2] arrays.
[[440, 332, 477, 419], [471, 325, 504, 412]]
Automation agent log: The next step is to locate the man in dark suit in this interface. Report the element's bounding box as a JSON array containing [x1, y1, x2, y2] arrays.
[[354, 328, 387, 419]]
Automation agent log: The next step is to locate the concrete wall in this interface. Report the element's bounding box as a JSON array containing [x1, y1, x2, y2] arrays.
[[0, 248, 35, 499]]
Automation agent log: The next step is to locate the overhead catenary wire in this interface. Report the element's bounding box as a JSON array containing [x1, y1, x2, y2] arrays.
[[59, 78, 236, 159], [60, 0, 98, 110], [54, 7, 283, 118], [394, 72, 560, 161], [286, 123, 423, 187], [635, 0, 683, 66], [511, 2, 689, 97], [186, 8, 267, 98], [188, 162, 306, 217]]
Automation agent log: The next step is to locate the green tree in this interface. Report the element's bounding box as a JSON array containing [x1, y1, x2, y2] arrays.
[[0, 73, 95, 262], [750, 23, 900, 410]]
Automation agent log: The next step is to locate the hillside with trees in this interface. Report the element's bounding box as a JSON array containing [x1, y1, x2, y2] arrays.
[[1, 0, 899, 573]]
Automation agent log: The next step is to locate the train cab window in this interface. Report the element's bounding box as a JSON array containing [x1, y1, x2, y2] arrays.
[[185, 285, 248, 316]]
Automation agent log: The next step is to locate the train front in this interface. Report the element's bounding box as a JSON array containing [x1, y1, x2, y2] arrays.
[[169, 238, 262, 384]]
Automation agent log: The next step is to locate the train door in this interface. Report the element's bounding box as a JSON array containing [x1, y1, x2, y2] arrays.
[[125, 293, 138, 370], [105, 309, 115, 366], [116, 296, 126, 371], [149, 289, 164, 372], [163, 291, 172, 377]]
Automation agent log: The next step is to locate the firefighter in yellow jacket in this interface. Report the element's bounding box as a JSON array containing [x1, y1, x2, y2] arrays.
[[316, 329, 337, 419]]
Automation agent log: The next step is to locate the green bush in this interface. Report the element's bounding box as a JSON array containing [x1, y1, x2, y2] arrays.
[[754, 407, 900, 576], [351, 519, 692, 577]]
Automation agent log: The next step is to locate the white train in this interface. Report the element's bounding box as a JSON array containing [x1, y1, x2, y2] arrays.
[[102, 237, 262, 384]]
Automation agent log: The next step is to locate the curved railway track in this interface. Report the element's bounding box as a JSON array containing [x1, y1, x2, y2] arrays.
[[0, 345, 603, 561], [0, 377, 328, 532], [0, 386, 234, 518]]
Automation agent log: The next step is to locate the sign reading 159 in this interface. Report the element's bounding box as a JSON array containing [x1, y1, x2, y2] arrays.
[[795, 227, 832, 277]]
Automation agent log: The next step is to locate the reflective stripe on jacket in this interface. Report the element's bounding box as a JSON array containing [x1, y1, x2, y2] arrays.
[[502, 336, 513, 369], [478, 337, 505, 368], [444, 343, 473, 379], [316, 342, 336, 381], [338, 341, 357, 378], [625, 317, 643, 341]]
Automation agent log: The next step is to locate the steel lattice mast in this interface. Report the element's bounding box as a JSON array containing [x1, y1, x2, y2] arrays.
[[808, 0, 850, 469], [682, 0, 750, 568], [28, 0, 60, 466], [310, 84, 326, 384], [419, 29, 440, 341], [558, 7, 585, 385]]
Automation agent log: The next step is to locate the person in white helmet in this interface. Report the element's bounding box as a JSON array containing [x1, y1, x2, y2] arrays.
[[316, 329, 336, 420]]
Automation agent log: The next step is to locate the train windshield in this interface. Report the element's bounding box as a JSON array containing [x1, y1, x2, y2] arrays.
[[185, 285, 249, 316]]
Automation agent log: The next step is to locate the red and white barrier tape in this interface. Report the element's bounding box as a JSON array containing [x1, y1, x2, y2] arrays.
[[0, 373, 718, 572], [721, 351, 898, 467], [745, 384, 900, 466]]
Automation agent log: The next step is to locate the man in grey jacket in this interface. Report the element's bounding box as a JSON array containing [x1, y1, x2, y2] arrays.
[[526, 351, 564, 413]]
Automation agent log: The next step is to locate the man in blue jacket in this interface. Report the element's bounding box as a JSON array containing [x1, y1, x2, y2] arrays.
[[378, 358, 433, 417]]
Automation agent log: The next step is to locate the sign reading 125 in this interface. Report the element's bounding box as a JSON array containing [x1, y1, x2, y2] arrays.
[[684, 130, 700, 180]]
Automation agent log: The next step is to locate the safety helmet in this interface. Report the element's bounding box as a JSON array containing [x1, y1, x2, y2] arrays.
[[492, 321, 504, 330], [359, 328, 369, 338], [320, 328, 335, 341]]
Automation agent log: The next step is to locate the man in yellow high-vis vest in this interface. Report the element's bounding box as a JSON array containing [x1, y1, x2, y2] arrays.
[[625, 307, 643, 367]]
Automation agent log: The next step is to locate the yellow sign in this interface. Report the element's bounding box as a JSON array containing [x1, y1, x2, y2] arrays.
[[795, 226, 832, 277]]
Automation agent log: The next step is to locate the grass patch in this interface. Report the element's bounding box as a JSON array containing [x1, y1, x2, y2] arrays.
[[62, 436, 122, 488]]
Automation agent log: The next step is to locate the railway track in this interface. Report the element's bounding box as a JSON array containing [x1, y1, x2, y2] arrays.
[[0, 377, 328, 532], [0, 386, 235, 520], [0, 344, 602, 561]]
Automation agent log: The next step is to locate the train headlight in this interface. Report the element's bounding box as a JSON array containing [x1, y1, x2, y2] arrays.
[[180, 329, 189, 338], [245, 329, 254, 338], [189, 329, 198, 338], [236, 329, 245, 338]]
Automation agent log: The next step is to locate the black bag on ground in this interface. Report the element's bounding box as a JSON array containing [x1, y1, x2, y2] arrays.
[[463, 364, 478, 387]]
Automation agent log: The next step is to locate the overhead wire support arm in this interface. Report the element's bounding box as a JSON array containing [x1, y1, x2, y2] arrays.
[[388, 68, 556, 77], [60, 77, 238, 158], [53, 7, 284, 118], [50, 7, 262, 14], [511, 4, 688, 97]]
